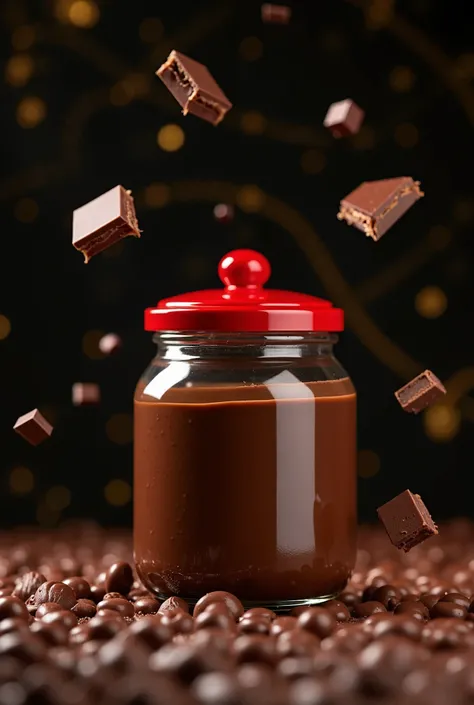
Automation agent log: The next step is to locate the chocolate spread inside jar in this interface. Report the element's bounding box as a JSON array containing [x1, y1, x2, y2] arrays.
[[134, 250, 357, 611]]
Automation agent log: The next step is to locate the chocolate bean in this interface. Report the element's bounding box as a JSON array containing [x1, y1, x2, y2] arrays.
[[0, 596, 29, 622], [233, 634, 276, 666], [72, 599, 97, 619], [270, 617, 297, 636], [35, 603, 63, 619], [352, 601, 387, 618], [394, 601, 430, 621], [105, 562, 134, 595], [42, 610, 78, 630], [430, 601, 468, 620], [134, 596, 160, 614], [33, 582, 76, 609], [159, 596, 190, 614], [371, 585, 402, 610], [238, 616, 270, 635], [297, 607, 337, 638], [194, 591, 244, 620], [63, 577, 91, 600], [97, 597, 134, 619], [12, 572, 46, 602], [320, 599, 351, 622]]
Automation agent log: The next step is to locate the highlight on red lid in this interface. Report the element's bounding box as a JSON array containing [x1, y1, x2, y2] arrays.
[[219, 249, 271, 289], [144, 249, 344, 333]]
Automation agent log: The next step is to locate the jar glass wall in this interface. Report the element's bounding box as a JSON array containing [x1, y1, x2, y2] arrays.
[[134, 332, 357, 611]]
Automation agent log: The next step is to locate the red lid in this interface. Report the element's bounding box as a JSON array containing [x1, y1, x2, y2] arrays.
[[144, 249, 344, 332]]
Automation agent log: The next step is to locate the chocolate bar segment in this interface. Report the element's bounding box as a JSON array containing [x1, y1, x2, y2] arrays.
[[395, 369, 446, 414], [377, 489, 438, 552], [261, 4, 292, 23], [13, 409, 53, 446], [337, 177, 423, 241], [156, 50, 232, 126], [73, 185, 140, 263], [324, 99, 365, 138]]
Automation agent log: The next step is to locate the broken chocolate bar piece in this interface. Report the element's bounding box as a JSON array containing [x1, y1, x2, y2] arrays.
[[72, 383, 101, 406], [323, 99, 365, 138], [156, 50, 232, 126], [13, 409, 53, 446], [377, 489, 438, 552], [261, 3, 292, 23], [73, 185, 140, 263], [337, 177, 423, 241], [395, 369, 446, 414]]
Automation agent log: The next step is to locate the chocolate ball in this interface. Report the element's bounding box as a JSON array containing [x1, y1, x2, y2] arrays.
[[297, 607, 337, 639], [194, 592, 244, 621], [105, 562, 133, 595]]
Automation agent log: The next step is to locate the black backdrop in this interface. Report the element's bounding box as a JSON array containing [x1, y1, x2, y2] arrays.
[[1, 0, 473, 528]]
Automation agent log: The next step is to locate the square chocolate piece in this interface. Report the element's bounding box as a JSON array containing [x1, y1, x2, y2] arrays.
[[337, 177, 423, 241], [323, 99, 365, 138], [261, 4, 292, 23], [377, 489, 438, 552], [14, 409, 53, 446], [395, 369, 446, 414], [72, 383, 100, 406], [156, 50, 232, 126], [73, 185, 140, 263]]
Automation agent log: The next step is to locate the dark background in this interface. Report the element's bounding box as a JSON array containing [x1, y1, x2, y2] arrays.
[[0, 0, 473, 528]]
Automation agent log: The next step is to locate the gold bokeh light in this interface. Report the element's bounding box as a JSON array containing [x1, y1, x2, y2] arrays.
[[16, 97, 46, 129], [105, 479, 132, 506], [139, 17, 164, 43], [0, 315, 12, 341], [14, 197, 39, 223], [6, 55, 34, 87], [236, 185, 265, 213], [46, 486, 71, 511], [300, 149, 326, 175], [12, 25, 36, 51], [415, 286, 447, 319], [10, 466, 34, 495], [67, 0, 100, 28], [157, 124, 185, 152], [239, 37, 263, 62], [389, 66, 416, 92], [241, 111, 268, 135], [144, 183, 170, 208], [423, 405, 460, 442]]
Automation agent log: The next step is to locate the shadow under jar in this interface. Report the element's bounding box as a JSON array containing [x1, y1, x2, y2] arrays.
[[134, 249, 357, 612]]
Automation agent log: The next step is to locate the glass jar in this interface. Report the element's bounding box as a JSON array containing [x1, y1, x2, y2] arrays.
[[134, 250, 357, 611]]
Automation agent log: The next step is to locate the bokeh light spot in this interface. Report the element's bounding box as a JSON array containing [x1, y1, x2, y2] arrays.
[[139, 17, 164, 43], [67, 0, 100, 28], [300, 149, 326, 175], [428, 225, 452, 251], [415, 286, 447, 319], [16, 97, 46, 128], [46, 486, 71, 512], [106, 413, 133, 444], [352, 126, 376, 150], [358, 450, 381, 478], [10, 466, 34, 495], [82, 329, 106, 359], [423, 405, 460, 442], [389, 66, 415, 92], [6, 55, 34, 87], [394, 123, 419, 148], [236, 185, 265, 213], [14, 197, 39, 223], [157, 124, 185, 152], [241, 111, 267, 135], [453, 199, 474, 223], [144, 183, 170, 208], [239, 36, 263, 62], [12, 25, 36, 51], [105, 479, 132, 506], [0, 315, 12, 340]]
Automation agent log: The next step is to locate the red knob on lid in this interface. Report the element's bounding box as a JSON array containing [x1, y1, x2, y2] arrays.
[[144, 249, 344, 333], [219, 249, 271, 289]]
